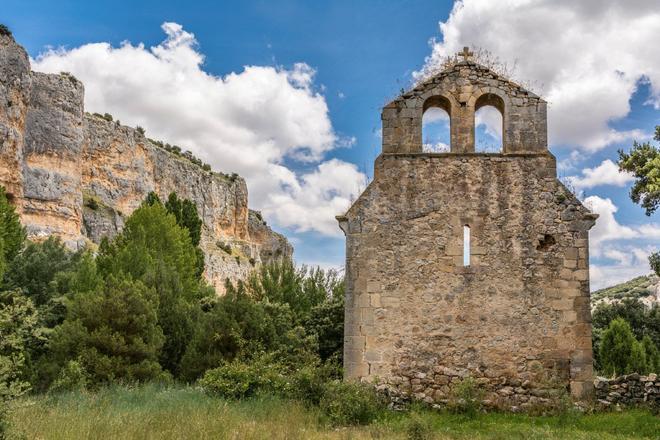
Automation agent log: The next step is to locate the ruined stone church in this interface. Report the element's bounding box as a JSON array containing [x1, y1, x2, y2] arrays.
[[337, 49, 598, 407]]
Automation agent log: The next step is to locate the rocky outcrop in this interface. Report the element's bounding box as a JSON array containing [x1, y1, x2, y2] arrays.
[[595, 374, 659, 407], [0, 33, 292, 293]]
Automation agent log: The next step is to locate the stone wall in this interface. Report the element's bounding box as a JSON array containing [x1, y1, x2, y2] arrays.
[[339, 153, 596, 407], [595, 374, 659, 407], [0, 34, 292, 293], [382, 60, 546, 154]]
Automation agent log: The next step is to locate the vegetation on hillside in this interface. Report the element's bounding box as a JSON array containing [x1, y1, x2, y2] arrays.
[[591, 276, 654, 304]]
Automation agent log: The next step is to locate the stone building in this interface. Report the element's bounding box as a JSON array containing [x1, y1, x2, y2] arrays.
[[337, 49, 598, 406]]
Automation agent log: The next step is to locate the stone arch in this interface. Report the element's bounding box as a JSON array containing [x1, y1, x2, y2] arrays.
[[474, 93, 505, 153], [469, 89, 510, 153], [422, 95, 452, 153]]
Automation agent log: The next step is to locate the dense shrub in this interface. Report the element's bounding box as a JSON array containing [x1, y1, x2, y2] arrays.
[[49, 274, 165, 386], [199, 358, 286, 399], [319, 381, 385, 426], [49, 360, 88, 393]]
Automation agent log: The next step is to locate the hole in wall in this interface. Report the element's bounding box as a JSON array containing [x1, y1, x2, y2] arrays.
[[536, 234, 556, 251]]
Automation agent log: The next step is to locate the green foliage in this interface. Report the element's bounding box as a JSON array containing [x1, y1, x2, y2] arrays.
[[650, 252, 660, 277], [242, 261, 340, 323], [319, 381, 385, 426], [642, 335, 660, 373], [599, 318, 636, 376], [627, 340, 648, 375], [592, 298, 659, 348], [49, 360, 88, 393], [164, 193, 202, 247], [0, 186, 26, 279], [179, 287, 294, 381], [3, 236, 79, 310], [49, 274, 165, 386], [136, 126, 145, 136], [97, 200, 210, 375], [591, 275, 653, 303], [617, 125, 660, 216], [143, 191, 161, 206], [0, 290, 43, 401], [405, 411, 434, 440], [306, 284, 344, 362], [448, 377, 484, 417], [0, 24, 12, 37], [199, 358, 286, 399], [6, 386, 660, 439]]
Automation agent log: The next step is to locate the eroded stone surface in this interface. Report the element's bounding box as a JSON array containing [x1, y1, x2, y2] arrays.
[[339, 58, 597, 408], [0, 34, 292, 293]]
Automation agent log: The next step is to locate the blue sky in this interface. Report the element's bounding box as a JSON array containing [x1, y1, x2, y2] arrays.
[[4, 0, 660, 289]]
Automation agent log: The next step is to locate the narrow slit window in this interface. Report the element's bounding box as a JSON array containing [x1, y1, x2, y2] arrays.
[[463, 225, 471, 266]]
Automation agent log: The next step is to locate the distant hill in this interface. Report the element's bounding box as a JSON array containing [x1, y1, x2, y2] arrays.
[[591, 274, 659, 309]]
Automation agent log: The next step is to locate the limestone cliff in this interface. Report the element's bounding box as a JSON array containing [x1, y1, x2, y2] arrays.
[[0, 33, 292, 292]]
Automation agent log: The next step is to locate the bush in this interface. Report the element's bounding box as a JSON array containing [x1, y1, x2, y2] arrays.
[[49, 360, 88, 393], [84, 197, 99, 210], [405, 411, 433, 440], [628, 340, 648, 374], [199, 359, 286, 399], [0, 24, 11, 37], [319, 381, 385, 426], [448, 377, 483, 417]]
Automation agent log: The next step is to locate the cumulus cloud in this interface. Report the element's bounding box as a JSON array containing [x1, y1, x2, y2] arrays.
[[32, 22, 364, 236], [417, 0, 660, 151], [584, 195, 659, 288], [566, 159, 634, 190]]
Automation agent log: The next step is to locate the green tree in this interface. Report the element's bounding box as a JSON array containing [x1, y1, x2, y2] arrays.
[[618, 125, 660, 216], [649, 252, 660, 276], [642, 335, 660, 373], [49, 274, 164, 386], [627, 340, 648, 374], [165, 193, 202, 246], [0, 290, 44, 400], [0, 186, 26, 280], [3, 237, 79, 310], [592, 299, 659, 347], [306, 284, 344, 362], [97, 200, 211, 375], [0, 290, 42, 437], [599, 318, 636, 376]]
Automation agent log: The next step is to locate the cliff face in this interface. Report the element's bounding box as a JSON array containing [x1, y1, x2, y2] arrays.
[[0, 34, 292, 292]]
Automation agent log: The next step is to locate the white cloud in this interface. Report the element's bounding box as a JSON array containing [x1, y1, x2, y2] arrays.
[[583, 195, 659, 289], [566, 159, 634, 190], [584, 196, 638, 250], [32, 22, 364, 236], [266, 159, 366, 235], [558, 150, 585, 173], [416, 0, 660, 151]]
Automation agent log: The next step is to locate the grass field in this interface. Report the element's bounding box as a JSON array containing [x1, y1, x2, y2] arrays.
[[6, 385, 659, 439]]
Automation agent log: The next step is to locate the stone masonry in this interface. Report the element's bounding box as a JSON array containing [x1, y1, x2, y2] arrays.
[[337, 51, 598, 407]]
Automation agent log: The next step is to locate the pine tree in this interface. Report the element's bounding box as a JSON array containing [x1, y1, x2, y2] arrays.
[[642, 335, 660, 373], [600, 318, 636, 376], [627, 340, 648, 374]]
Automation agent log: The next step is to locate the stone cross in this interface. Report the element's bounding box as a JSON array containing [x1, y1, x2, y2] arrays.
[[458, 46, 474, 61]]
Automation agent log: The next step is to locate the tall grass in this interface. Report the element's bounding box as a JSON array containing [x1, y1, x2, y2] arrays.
[[6, 385, 659, 439]]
